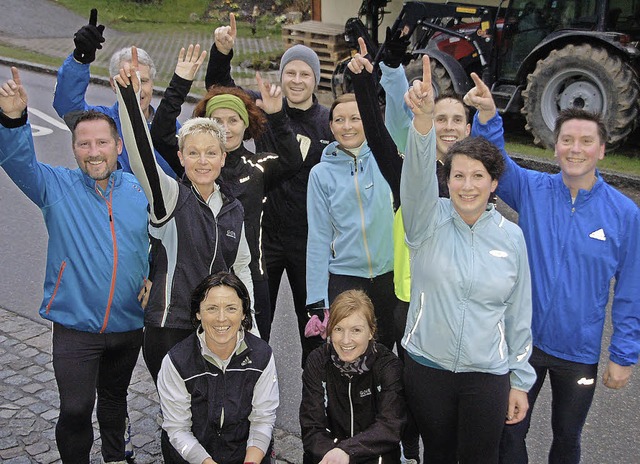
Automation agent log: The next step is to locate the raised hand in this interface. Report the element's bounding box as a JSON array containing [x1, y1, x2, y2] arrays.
[[114, 46, 140, 94], [174, 44, 208, 81], [347, 37, 374, 75], [381, 26, 411, 68], [73, 8, 106, 64], [255, 71, 283, 115], [214, 13, 237, 55], [463, 72, 497, 123], [0, 67, 28, 119], [404, 55, 434, 134]]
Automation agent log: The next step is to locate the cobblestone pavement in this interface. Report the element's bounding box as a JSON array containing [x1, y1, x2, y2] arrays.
[[0, 307, 303, 463]]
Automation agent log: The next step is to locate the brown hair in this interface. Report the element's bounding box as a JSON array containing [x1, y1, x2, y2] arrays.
[[193, 85, 267, 141], [443, 136, 505, 181], [553, 108, 608, 146], [72, 110, 120, 144], [329, 93, 357, 121], [327, 289, 377, 338]]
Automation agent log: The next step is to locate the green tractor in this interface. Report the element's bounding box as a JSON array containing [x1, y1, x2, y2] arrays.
[[334, 0, 640, 149]]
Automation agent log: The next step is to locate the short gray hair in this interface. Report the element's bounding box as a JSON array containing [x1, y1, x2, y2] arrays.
[[109, 47, 156, 80], [177, 117, 227, 152]]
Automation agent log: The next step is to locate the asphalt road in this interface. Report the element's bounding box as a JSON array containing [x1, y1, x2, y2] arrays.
[[0, 68, 638, 462]]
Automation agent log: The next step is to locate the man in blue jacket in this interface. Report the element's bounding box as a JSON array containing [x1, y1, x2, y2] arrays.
[[53, 9, 176, 178], [465, 72, 640, 464], [0, 67, 149, 464]]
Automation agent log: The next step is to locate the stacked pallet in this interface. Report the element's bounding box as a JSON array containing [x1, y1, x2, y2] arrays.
[[281, 21, 351, 90]]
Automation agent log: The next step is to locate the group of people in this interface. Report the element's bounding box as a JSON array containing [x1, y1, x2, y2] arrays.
[[0, 7, 638, 464]]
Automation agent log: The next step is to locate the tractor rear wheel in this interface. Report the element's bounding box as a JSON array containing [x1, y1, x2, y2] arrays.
[[522, 43, 638, 149], [405, 57, 455, 97]]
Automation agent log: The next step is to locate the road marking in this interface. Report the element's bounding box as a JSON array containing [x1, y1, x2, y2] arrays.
[[28, 108, 70, 132]]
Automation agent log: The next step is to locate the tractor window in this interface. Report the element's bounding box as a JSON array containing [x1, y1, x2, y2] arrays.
[[609, 0, 640, 36]]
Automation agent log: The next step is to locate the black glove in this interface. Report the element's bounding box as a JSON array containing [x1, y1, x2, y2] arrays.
[[73, 9, 105, 64], [381, 27, 411, 68]]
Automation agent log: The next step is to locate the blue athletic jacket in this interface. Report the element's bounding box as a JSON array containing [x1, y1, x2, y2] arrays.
[[0, 118, 149, 333], [473, 112, 640, 366], [53, 53, 177, 178], [306, 142, 395, 307]]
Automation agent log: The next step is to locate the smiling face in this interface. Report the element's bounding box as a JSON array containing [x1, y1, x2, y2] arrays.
[[330, 101, 365, 149], [73, 119, 122, 190], [196, 285, 244, 359], [447, 154, 498, 225], [554, 118, 604, 195], [331, 310, 373, 363], [178, 132, 226, 199], [210, 107, 247, 152], [281, 60, 315, 110], [434, 98, 470, 160]]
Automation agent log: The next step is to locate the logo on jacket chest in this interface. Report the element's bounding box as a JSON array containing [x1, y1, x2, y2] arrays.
[[359, 388, 372, 398], [241, 356, 252, 366], [226, 230, 237, 240]]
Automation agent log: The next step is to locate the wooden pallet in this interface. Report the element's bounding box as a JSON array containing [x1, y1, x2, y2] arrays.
[[281, 21, 352, 89]]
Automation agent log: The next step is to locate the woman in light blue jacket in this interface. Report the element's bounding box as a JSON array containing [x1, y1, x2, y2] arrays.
[[305, 61, 398, 350], [400, 57, 535, 464]]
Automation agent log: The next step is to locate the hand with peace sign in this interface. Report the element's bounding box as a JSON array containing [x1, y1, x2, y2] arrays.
[[347, 37, 374, 75], [0, 67, 28, 119], [174, 44, 208, 82], [73, 8, 106, 64], [463, 72, 497, 124], [404, 55, 434, 135], [214, 13, 237, 56], [255, 71, 283, 115], [114, 46, 140, 94]]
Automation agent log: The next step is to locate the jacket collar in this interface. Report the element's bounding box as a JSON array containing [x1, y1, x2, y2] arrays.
[[81, 168, 123, 194]]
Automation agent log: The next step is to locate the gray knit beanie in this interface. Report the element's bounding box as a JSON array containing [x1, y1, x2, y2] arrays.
[[279, 44, 321, 85]]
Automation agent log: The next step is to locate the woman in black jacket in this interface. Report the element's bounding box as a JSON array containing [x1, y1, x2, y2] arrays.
[[300, 290, 406, 464]]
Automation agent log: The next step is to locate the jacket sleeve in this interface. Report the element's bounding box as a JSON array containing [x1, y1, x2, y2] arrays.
[[157, 355, 212, 464], [261, 109, 304, 191], [609, 206, 640, 366], [400, 123, 439, 248], [351, 68, 402, 209], [53, 54, 96, 119], [300, 348, 338, 460], [0, 115, 56, 208], [149, 73, 193, 177], [233, 224, 259, 335], [471, 111, 526, 212], [380, 62, 411, 154], [247, 353, 279, 453], [504, 231, 536, 391], [305, 167, 332, 307], [205, 44, 237, 89], [336, 352, 406, 459], [116, 81, 179, 223]]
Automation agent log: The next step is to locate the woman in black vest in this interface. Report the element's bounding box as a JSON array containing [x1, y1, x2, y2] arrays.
[[300, 289, 407, 464], [157, 272, 279, 464]]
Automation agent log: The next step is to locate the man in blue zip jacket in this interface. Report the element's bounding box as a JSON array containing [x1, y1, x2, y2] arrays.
[[465, 72, 640, 464], [0, 67, 149, 464]]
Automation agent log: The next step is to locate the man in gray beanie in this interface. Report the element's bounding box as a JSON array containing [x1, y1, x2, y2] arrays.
[[205, 14, 333, 366]]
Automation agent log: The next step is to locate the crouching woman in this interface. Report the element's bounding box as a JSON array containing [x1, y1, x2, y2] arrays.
[[300, 289, 406, 463], [157, 272, 279, 464]]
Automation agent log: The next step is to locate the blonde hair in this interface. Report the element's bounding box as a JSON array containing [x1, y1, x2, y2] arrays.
[[177, 117, 227, 152]]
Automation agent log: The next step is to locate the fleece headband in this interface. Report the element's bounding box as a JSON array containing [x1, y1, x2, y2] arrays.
[[204, 95, 249, 127]]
